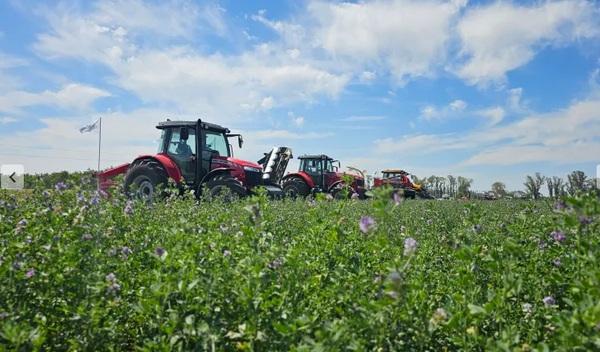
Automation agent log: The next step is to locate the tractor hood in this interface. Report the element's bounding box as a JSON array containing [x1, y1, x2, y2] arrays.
[[336, 172, 364, 181], [226, 157, 262, 170]]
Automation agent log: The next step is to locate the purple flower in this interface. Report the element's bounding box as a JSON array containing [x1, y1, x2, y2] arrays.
[[551, 230, 566, 243], [552, 258, 561, 267], [77, 192, 85, 203], [522, 303, 533, 314], [473, 224, 482, 234], [553, 200, 566, 211], [25, 268, 35, 278], [579, 216, 592, 225], [351, 192, 360, 200], [267, 258, 283, 270], [543, 296, 556, 306], [359, 216, 376, 234], [121, 246, 132, 257], [223, 249, 232, 257], [393, 192, 402, 205], [90, 193, 100, 205], [42, 190, 50, 198], [54, 182, 67, 191], [427, 219, 433, 226], [538, 240, 547, 250], [387, 271, 402, 284], [123, 200, 134, 215], [404, 237, 418, 256], [107, 282, 121, 294], [81, 234, 93, 241], [155, 247, 166, 258], [17, 219, 28, 227], [105, 273, 116, 282], [12, 261, 22, 270]]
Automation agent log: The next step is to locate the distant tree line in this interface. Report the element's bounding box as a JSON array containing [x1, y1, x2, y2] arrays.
[[410, 170, 598, 200]]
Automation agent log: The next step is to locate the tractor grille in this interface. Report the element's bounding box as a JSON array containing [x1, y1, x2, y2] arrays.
[[245, 170, 262, 188]]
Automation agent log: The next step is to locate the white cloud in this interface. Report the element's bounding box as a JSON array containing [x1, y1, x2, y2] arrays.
[[340, 115, 386, 122], [33, 2, 350, 122], [420, 99, 467, 121], [292, 116, 305, 127], [307, 0, 465, 82], [247, 129, 332, 141], [375, 97, 600, 166], [0, 116, 17, 124], [360, 70, 376, 83], [476, 106, 505, 126], [0, 83, 110, 114], [456, 1, 600, 85], [449, 99, 467, 111]]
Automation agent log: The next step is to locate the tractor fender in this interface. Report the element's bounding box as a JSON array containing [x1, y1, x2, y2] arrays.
[[282, 172, 314, 189], [200, 167, 236, 185], [132, 154, 182, 183], [328, 180, 353, 193]]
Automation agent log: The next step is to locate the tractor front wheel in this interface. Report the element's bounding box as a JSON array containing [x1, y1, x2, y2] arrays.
[[205, 175, 246, 201], [282, 178, 310, 198], [331, 184, 353, 199], [124, 159, 168, 202]]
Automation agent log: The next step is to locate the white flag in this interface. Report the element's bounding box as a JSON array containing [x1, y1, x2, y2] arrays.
[[79, 119, 99, 133]]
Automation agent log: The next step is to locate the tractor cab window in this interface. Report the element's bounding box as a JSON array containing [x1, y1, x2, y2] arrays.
[[157, 130, 166, 153], [204, 130, 230, 157], [324, 159, 335, 173], [301, 159, 322, 174], [167, 128, 196, 157]]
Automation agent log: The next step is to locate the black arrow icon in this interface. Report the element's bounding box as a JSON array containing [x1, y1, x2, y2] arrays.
[[9, 172, 16, 183]]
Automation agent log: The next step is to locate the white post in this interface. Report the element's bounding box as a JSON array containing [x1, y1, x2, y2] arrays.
[[97, 117, 102, 173]]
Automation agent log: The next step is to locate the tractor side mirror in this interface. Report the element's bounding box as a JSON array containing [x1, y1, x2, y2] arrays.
[[180, 127, 189, 141], [238, 135, 243, 148]]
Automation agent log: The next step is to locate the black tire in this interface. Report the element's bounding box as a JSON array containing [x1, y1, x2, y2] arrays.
[[124, 159, 168, 201], [282, 177, 311, 198], [205, 174, 246, 201], [331, 184, 352, 199]]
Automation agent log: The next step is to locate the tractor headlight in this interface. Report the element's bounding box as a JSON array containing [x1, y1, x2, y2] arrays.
[[243, 166, 262, 173]]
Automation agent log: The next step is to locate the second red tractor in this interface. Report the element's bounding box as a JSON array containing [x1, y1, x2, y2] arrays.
[[281, 154, 366, 199]]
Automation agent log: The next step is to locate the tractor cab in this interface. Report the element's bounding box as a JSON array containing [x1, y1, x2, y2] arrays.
[[156, 120, 240, 186], [298, 154, 340, 191]]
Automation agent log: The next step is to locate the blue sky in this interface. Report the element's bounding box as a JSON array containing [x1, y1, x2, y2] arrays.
[[0, 0, 599, 191]]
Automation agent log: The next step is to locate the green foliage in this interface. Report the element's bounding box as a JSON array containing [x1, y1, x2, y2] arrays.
[[0, 182, 599, 351]]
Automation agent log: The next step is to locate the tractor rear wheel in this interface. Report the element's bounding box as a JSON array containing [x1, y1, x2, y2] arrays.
[[205, 174, 246, 201], [282, 178, 310, 198], [124, 159, 168, 201]]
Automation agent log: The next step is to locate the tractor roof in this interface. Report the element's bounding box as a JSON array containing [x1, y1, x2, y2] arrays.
[[298, 154, 334, 160], [156, 119, 230, 133], [382, 169, 408, 174]]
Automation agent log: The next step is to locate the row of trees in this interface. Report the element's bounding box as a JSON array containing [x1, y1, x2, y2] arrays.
[[409, 170, 597, 200], [522, 170, 597, 200], [410, 175, 474, 199]]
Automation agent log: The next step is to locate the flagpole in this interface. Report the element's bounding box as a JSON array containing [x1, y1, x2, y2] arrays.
[[97, 117, 102, 173]]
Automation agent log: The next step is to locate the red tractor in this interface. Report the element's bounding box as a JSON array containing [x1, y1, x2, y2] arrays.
[[373, 169, 433, 199], [281, 154, 366, 199], [98, 119, 292, 200]]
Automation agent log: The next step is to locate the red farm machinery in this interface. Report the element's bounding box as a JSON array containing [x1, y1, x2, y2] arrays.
[[373, 169, 433, 199], [281, 154, 367, 199], [97, 119, 292, 200]]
